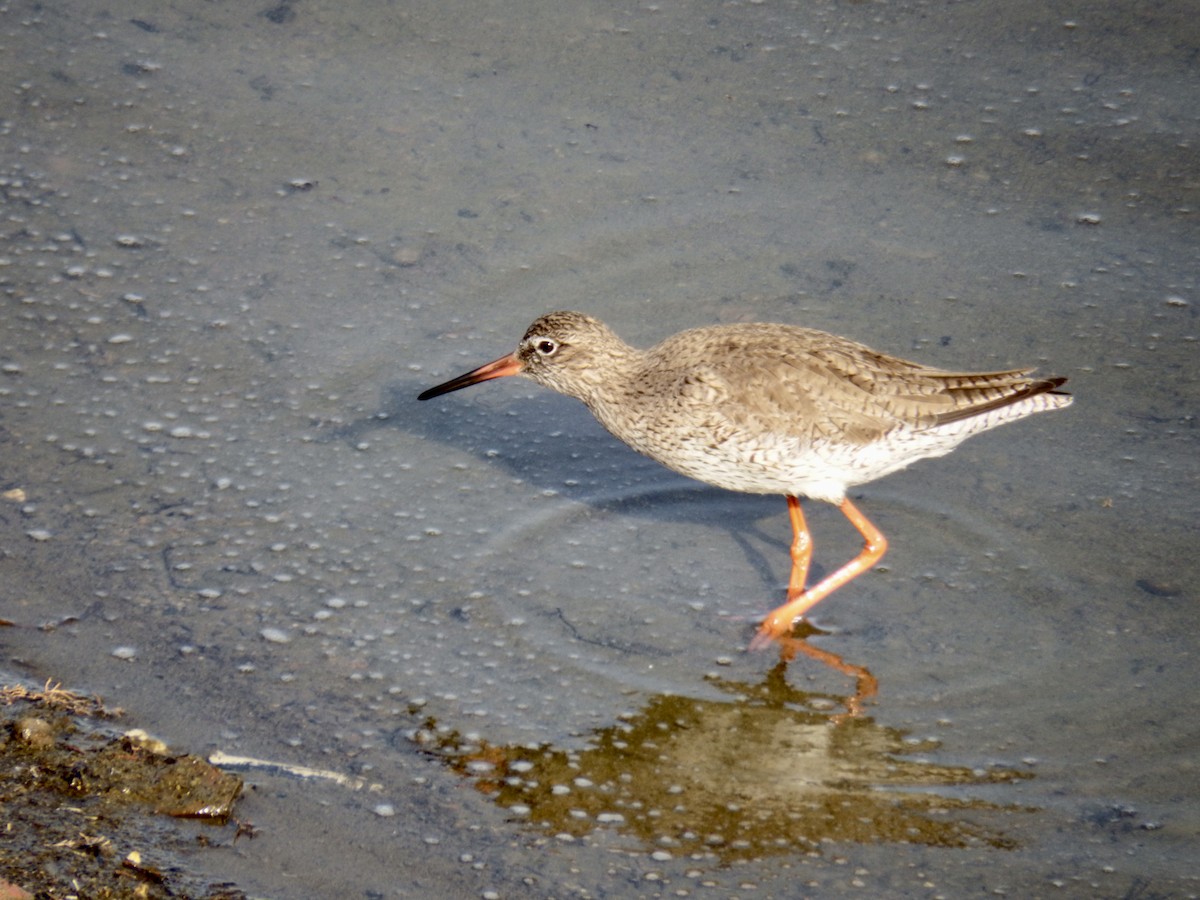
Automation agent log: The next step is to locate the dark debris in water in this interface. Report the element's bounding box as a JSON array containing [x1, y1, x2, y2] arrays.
[[1, 680, 248, 899]]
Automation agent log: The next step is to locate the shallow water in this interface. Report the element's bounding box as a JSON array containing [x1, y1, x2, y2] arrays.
[[2, 0, 1197, 896]]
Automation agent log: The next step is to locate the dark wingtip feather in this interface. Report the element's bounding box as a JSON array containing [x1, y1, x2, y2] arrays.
[[933, 374, 1071, 426], [1044, 375, 1071, 396]]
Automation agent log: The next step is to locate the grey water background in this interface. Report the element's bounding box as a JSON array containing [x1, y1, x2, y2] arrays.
[[1, 0, 1196, 896]]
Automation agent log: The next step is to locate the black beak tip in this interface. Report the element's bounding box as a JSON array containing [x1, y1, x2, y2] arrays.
[[417, 378, 471, 401], [417, 384, 451, 401]]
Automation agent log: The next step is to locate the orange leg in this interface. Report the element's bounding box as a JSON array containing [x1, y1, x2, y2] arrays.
[[785, 495, 813, 600], [749, 496, 888, 651]]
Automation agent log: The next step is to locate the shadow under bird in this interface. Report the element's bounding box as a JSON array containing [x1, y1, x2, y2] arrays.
[[418, 311, 1072, 650]]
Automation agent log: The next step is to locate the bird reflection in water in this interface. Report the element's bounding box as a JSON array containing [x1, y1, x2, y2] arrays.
[[772, 621, 879, 721], [410, 641, 1032, 862]]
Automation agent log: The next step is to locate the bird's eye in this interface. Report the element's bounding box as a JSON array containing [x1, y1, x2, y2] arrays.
[[535, 338, 559, 356]]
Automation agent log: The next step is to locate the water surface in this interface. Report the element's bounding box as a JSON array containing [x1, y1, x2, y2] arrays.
[[2, 0, 1196, 895]]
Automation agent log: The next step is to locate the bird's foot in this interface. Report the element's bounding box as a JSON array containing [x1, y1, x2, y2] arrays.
[[748, 612, 797, 652], [748, 591, 836, 650]]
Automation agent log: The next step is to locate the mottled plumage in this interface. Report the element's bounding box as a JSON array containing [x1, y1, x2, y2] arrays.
[[419, 311, 1071, 648]]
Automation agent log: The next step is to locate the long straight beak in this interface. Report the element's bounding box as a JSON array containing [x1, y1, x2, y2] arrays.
[[417, 352, 524, 401]]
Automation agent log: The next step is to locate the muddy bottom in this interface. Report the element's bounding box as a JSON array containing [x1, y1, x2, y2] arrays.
[[0, 677, 246, 900]]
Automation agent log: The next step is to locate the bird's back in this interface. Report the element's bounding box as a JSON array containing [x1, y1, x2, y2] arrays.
[[581, 322, 1071, 502]]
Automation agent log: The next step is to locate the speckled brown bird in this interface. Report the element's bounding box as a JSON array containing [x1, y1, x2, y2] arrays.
[[418, 311, 1072, 649]]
